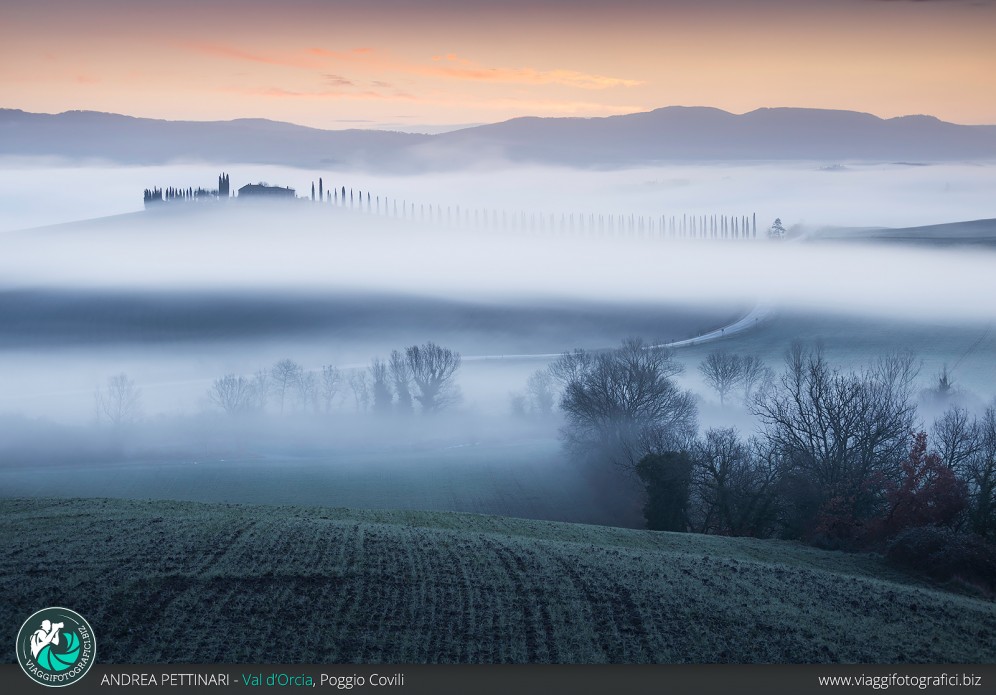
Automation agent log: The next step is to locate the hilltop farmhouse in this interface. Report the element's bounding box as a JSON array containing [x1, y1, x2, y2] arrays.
[[238, 183, 296, 199]]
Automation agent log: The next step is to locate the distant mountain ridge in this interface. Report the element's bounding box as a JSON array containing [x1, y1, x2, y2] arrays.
[[0, 108, 429, 170], [2, 106, 995, 170]]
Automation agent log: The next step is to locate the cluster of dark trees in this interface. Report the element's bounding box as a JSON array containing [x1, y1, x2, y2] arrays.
[[207, 342, 462, 418], [143, 172, 230, 205], [143, 185, 220, 204], [549, 340, 996, 570], [545, 339, 698, 522]]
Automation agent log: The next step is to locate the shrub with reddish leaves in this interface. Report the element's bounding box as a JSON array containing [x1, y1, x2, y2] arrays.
[[812, 433, 968, 549], [879, 432, 968, 539]]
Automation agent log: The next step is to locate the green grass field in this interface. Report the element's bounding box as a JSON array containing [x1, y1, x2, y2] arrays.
[[2, 497, 993, 664], [0, 437, 626, 525]]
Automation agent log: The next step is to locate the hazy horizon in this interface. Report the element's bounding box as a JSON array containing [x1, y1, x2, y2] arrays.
[[5, 103, 995, 130], [5, 1, 996, 127]]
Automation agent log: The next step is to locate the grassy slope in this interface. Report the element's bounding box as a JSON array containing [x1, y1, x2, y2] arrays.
[[1, 498, 993, 664], [808, 218, 996, 247]]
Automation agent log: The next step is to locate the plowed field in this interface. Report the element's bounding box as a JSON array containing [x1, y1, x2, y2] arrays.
[[1, 498, 993, 664]]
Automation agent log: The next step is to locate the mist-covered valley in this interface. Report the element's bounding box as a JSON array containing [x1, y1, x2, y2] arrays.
[[1, 158, 995, 528]]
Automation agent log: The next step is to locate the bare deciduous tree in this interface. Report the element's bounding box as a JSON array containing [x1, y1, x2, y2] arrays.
[[347, 369, 371, 413], [932, 405, 982, 471], [251, 369, 271, 412], [209, 374, 257, 415], [271, 359, 303, 415], [964, 404, 996, 538], [739, 354, 772, 404], [369, 358, 394, 414], [752, 343, 918, 524], [405, 342, 461, 413], [553, 338, 697, 470], [548, 348, 593, 387], [526, 369, 556, 415], [296, 371, 319, 413], [389, 350, 413, 414], [320, 365, 341, 413], [689, 428, 782, 536], [698, 350, 742, 405], [95, 373, 142, 427]]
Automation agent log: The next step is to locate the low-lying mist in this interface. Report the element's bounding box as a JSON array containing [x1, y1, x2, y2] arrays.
[[2, 159, 995, 232], [1, 202, 994, 325], [0, 291, 736, 421], [0, 158, 993, 524]]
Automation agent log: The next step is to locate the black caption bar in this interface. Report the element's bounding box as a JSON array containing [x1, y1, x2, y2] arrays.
[[0, 664, 991, 695]]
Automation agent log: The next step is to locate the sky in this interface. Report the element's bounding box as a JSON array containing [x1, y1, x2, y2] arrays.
[[2, 0, 995, 129]]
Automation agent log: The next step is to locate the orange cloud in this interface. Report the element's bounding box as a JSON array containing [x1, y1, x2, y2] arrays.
[[309, 47, 642, 89], [188, 43, 641, 91], [185, 42, 321, 69], [323, 73, 355, 87], [473, 98, 645, 115], [306, 47, 374, 61], [425, 53, 642, 89], [228, 86, 415, 101]]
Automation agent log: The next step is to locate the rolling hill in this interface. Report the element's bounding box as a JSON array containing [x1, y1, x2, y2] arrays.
[[808, 218, 996, 246], [1, 497, 993, 664]]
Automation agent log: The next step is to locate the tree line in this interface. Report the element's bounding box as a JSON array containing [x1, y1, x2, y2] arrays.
[[93, 341, 461, 426], [204, 341, 461, 418], [546, 339, 996, 588], [92, 334, 995, 586]]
